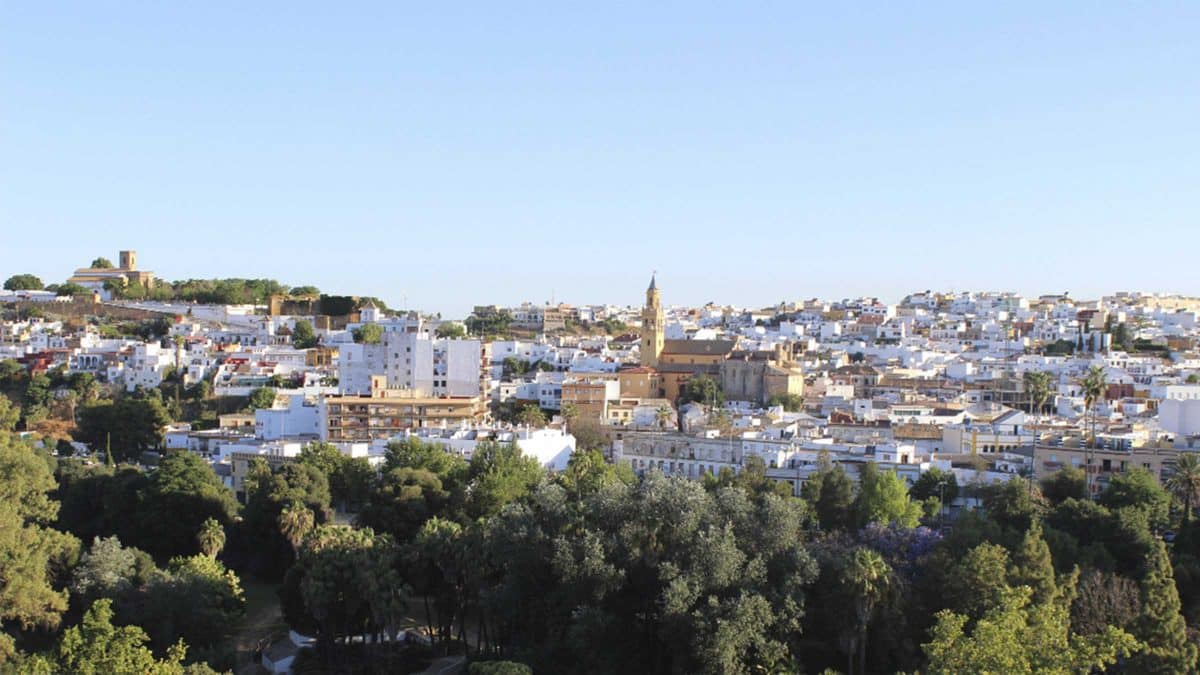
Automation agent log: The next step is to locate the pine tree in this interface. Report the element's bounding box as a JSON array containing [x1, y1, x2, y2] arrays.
[[1132, 541, 1198, 673], [1008, 522, 1057, 605]]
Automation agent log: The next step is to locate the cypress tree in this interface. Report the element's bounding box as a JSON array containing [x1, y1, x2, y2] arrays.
[[1132, 541, 1198, 673], [1008, 521, 1057, 605]]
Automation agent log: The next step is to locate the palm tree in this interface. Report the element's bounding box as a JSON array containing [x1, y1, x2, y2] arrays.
[[1023, 370, 1052, 417], [712, 409, 733, 437], [279, 501, 315, 556], [559, 402, 579, 431], [196, 517, 225, 558], [1169, 454, 1200, 526], [1082, 365, 1107, 497], [655, 404, 673, 430], [843, 547, 892, 675]]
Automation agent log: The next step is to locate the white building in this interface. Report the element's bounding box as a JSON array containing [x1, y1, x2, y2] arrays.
[[255, 394, 322, 440], [390, 426, 577, 471], [338, 318, 482, 398]]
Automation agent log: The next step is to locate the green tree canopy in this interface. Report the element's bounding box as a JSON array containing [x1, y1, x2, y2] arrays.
[[945, 542, 1012, 619], [1132, 541, 1199, 673], [853, 462, 921, 529], [800, 456, 855, 532], [290, 319, 318, 349], [679, 374, 724, 406], [1041, 467, 1087, 505], [90, 257, 115, 269], [766, 393, 804, 412], [245, 387, 276, 412], [0, 395, 18, 432], [352, 323, 383, 344], [50, 282, 91, 297], [923, 586, 1139, 675], [1098, 467, 1172, 532], [516, 404, 547, 428], [122, 554, 245, 658], [240, 462, 331, 578], [1169, 453, 1200, 526], [196, 518, 225, 558], [294, 525, 404, 661], [357, 467, 449, 542], [1007, 522, 1058, 605], [28, 598, 191, 675], [1022, 370, 1053, 415], [383, 437, 467, 490], [435, 322, 467, 339], [70, 536, 139, 604], [3, 274, 44, 291], [561, 448, 635, 500], [75, 395, 172, 463], [839, 547, 893, 675], [979, 479, 1041, 535], [136, 452, 239, 562], [910, 466, 959, 504], [0, 432, 80, 660], [464, 441, 544, 519], [297, 442, 376, 512]]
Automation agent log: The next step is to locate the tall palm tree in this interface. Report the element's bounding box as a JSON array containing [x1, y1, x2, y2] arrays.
[[196, 517, 225, 558], [1023, 370, 1052, 417], [279, 501, 315, 556], [843, 547, 892, 675], [655, 404, 673, 430], [1082, 365, 1108, 497], [559, 402, 579, 431], [1169, 453, 1200, 526], [712, 409, 733, 437]]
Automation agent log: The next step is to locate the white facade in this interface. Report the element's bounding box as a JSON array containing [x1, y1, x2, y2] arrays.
[[256, 395, 322, 440], [1161, 399, 1200, 438], [392, 426, 577, 471], [122, 342, 174, 391], [338, 326, 481, 397]]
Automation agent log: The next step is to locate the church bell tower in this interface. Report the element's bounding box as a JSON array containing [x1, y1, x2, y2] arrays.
[[640, 274, 664, 368]]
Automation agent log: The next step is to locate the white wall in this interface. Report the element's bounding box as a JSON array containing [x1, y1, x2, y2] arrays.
[[1161, 399, 1200, 437]]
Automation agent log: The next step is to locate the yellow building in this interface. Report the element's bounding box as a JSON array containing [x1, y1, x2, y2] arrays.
[[719, 344, 805, 404], [1034, 443, 1178, 498], [657, 339, 736, 402], [633, 275, 736, 401], [67, 250, 156, 291], [319, 376, 485, 442], [561, 378, 613, 423]]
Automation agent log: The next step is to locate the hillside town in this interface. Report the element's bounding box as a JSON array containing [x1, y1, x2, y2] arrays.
[[8, 2, 1200, 671], [6, 255, 1200, 510], [5, 255, 1200, 673]]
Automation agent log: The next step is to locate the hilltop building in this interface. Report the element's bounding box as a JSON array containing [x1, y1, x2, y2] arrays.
[[67, 250, 155, 297]]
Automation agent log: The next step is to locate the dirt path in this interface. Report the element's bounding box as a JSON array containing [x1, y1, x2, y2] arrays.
[[233, 582, 288, 675]]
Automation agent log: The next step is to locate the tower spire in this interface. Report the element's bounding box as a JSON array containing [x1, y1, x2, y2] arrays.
[[641, 272, 664, 368]]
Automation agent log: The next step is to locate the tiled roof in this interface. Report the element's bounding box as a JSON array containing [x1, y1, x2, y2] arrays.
[[661, 339, 735, 356]]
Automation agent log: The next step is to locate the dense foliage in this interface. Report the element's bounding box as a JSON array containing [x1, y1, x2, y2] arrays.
[[3, 397, 1199, 674], [4, 274, 44, 291]]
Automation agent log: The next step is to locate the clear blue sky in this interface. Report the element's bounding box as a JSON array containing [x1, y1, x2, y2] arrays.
[[2, 3, 1198, 317]]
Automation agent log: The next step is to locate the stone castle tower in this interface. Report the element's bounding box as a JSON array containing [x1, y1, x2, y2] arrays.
[[640, 274, 664, 368]]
